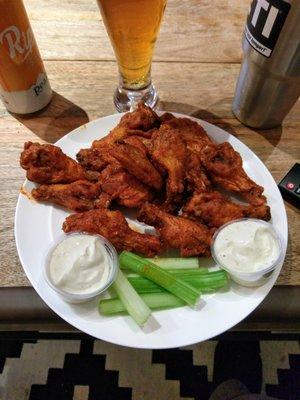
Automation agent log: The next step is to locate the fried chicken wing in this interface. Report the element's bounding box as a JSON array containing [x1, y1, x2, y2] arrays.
[[153, 193, 185, 215], [99, 164, 154, 208], [96, 192, 113, 209], [20, 142, 87, 184], [92, 104, 159, 149], [248, 203, 272, 220], [76, 146, 118, 172], [92, 126, 157, 149], [200, 142, 266, 205], [63, 209, 162, 256], [138, 203, 212, 257], [109, 143, 163, 191], [134, 136, 153, 153], [92, 126, 140, 149], [121, 136, 148, 156], [162, 115, 266, 205], [186, 151, 212, 193], [151, 125, 187, 199], [162, 117, 213, 154], [159, 116, 213, 193], [183, 191, 271, 228], [119, 102, 159, 131], [31, 180, 102, 212], [159, 112, 176, 124]]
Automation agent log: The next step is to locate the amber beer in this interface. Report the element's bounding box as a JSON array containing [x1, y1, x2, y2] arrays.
[[0, 0, 52, 114], [97, 0, 167, 90]]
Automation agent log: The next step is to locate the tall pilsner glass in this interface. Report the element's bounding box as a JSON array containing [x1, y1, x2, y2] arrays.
[[97, 0, 167, 111]]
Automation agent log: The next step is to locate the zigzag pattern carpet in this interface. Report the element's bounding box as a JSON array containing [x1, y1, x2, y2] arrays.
[[0, 332, 299, 399]]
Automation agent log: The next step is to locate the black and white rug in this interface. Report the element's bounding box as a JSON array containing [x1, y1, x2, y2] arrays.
[[0, 332, 299, 399]]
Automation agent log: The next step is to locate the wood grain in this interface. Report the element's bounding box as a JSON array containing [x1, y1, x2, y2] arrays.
[[24, 0, 247, 62], [0, 60, 299, 287]]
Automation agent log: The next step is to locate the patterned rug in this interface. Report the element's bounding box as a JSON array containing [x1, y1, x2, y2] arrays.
[[0, 332, 299, 400]]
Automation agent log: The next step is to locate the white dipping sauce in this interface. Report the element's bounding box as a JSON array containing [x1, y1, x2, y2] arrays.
[[213, 220, 280, 273], [49, 235, 110, 294]]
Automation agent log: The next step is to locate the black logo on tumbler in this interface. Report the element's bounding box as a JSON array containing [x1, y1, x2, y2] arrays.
[[245, 0, 290, 57]]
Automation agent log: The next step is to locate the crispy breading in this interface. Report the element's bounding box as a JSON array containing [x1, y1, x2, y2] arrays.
[[200, 142, 266, 206], [110, 143, 163, 190], [186, 152, 212, 193], [162, 116, 213, 154], [20, 142, 87, 184], [159, 112, 177, 124], [121, 136, 148, 156], [119, 102, 159, 131], [138, 203, 212, 257], [99, 164, 154, 208], [76, 146, 118, 172], [63, 209, 162, 257], [96, 192, 113, 209], [183, 191, 271, 228], [31, 180, 102, 212], [92, 103, 159, 149], [150, 125, 187, 199]]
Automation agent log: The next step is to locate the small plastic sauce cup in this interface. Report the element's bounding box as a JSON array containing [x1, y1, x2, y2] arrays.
[[43, 233, 118, 303], [211, 218, 284, 287]]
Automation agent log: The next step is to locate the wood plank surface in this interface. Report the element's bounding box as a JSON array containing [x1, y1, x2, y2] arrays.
[[25, 0, 247, 62], [0, 61, 299, 287]]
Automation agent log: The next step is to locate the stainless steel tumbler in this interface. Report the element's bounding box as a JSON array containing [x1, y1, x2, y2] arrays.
[[233, 0, 300, 129]]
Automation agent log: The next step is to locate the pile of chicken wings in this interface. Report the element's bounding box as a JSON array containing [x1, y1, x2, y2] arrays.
[[20, 103, 271, 257]]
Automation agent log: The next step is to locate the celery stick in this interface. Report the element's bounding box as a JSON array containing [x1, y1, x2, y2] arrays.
[[166, 268, 211, 275], [99, 293, 185, 315], [145, 257, 199, 269], [119, 252, 201, 306], [112, 269, 151, 326], [170, 270, 227, 279], [125, 268, 210, 278], [128, 274, 227, 294]]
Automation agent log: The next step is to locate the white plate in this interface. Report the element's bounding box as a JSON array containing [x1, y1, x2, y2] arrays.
[[15, 112, 287, 349]]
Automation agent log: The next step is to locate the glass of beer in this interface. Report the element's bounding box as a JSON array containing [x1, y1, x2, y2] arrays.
[[96, 0, 167, 111]]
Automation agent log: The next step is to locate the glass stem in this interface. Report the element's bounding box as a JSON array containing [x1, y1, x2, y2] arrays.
[[114, 72, 159, 112]]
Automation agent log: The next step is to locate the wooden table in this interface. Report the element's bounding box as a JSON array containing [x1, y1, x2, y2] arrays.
[[0, 0, 299, 329]]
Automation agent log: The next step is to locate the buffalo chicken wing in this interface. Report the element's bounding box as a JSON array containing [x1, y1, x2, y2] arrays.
[[63, 209, 162, 257], [200, 142, 266, 206], [92, 103, 158, 149], [20, 142, 87, 184], [183, 191, 271, 228], [138, 203, 212, 257], [162, 117, 213, 154], [150, 125, 187, 199], [186, 152, 212, 193], [76, 146, 118, 172], [31, 180, 102, 212], [99, 164, 154, 208], [109, 143, 163, 190]]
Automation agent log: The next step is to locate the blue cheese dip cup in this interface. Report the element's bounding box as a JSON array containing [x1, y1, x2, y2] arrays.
[[43, 233, 118, 303], [211, 218, 284, 287]]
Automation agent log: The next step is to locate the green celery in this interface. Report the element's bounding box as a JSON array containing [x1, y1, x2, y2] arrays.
[[124, 268, 210, 278], [99, 293, 185, 315], [112, 269, 151, 326], [128, 273, 227, 294], [119, 252, 201, 307], [145, 257, 199, 269]]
